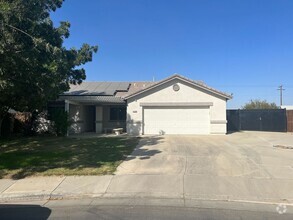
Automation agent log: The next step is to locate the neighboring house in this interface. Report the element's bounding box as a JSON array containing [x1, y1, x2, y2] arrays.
[[281, 105, 293, 110], [52, 74, 232, 135]]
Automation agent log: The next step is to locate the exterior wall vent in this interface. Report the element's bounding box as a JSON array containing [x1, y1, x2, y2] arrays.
[[173, 84, 180, 91]]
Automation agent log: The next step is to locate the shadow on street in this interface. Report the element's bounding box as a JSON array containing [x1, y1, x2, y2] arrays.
[[0, 204, 51, 220]]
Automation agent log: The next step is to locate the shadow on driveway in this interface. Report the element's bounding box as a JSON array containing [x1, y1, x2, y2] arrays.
[[124, 136, 164, 161]]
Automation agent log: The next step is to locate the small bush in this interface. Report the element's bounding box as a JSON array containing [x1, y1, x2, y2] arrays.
[[49, 109, 70, 136], [13, 112, 32, 136], [1, 114, 13, 137], [13, 117, 25, 134], [34, 111, 53, 134]]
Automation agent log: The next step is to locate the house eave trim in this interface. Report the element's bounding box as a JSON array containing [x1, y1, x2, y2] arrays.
[[210, 120, 227, 124], [140, 102, 213, 107]]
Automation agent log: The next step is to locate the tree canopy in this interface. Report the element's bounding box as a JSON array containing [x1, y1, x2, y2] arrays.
[[242, 99, 279, 110], [0, 0, 98, 118]]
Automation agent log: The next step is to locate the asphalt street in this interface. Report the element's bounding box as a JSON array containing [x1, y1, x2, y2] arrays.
[[0, 198, 292, 220]]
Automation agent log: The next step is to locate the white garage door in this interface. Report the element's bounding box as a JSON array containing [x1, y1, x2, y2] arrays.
[[143, 106, 210, 135]]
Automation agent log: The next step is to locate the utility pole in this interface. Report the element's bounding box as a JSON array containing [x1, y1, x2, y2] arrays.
[[277, 85, 285, 106]]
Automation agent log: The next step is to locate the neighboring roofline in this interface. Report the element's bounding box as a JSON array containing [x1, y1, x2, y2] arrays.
[[58, 95, 126, 104], [123, 74, 233, 100], [59, 94, 114, 97]]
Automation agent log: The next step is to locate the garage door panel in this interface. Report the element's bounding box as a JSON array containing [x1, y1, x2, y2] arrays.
[[143, 107, 210, 134]]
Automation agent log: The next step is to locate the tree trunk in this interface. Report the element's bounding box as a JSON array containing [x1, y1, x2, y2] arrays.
[[0, 117, 3, 137], [0, 108, 9, 138]]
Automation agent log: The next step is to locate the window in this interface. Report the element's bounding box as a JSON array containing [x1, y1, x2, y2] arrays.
[[110, 107, 126, 121]]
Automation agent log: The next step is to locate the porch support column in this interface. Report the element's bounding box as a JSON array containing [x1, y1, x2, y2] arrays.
[[64, 100, 70, 136], [64, 100, 70, 112], [95, 106, 103, 133]]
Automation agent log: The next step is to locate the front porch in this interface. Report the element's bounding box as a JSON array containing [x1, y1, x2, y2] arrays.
[[65, 100, 126, 135]]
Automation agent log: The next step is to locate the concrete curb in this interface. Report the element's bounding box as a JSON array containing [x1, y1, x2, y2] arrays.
[[49, 193, 104, 200], [0, 193, 98, 202], [0, 193, 51, 202], [1, 192, 293, 207]]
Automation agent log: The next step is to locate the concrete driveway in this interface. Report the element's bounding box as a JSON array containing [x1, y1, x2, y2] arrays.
[[116, 132, 293, 177], [113, 132, 293, 202]]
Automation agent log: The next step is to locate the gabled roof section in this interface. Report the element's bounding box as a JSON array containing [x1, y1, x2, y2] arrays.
[[123, 74, 233, 100]]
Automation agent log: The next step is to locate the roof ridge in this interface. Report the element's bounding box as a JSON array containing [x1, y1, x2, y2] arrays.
[[124, 74, 232, 100]]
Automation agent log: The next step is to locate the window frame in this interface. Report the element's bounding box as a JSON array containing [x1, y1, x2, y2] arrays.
[[109, 106, 126, 121]]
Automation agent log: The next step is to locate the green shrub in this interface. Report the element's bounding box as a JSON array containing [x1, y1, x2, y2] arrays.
[[50, 109, 70, 136], [1, 114, 13, 137]]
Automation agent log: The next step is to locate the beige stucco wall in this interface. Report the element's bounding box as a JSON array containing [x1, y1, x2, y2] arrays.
[[126, 78, 228, 135]]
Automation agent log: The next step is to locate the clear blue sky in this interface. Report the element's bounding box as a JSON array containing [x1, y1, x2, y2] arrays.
[[51, 0, 293, 109]]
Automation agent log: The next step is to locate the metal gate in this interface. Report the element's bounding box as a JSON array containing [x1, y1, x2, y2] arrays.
[[227, 110, 240, 131], [227, 109, 287, 132]]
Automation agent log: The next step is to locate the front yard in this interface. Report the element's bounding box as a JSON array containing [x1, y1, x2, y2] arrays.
[[0, 136, 139, 179]]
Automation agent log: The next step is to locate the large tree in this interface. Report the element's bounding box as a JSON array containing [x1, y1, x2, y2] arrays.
[[242, 99, 279, 110], [0, 0, 98, 133]]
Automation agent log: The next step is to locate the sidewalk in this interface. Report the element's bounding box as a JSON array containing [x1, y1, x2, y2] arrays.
[[1, 175, 293, 205]]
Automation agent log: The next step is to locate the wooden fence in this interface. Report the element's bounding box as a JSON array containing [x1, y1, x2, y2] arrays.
[[287, 110, 293, 132]]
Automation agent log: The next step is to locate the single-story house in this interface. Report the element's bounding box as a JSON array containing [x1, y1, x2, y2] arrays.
[[281, 105, 293, 110], [52, 74, 232, 135]]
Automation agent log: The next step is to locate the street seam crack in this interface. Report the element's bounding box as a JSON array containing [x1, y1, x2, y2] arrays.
[[182, 140, 188, 207]]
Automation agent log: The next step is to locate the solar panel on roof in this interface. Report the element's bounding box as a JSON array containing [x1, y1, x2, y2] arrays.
[[87, 83, 96, 94], [92, 82, 103, 92], [63, 81, 131, 96], [96, 82, 108, 91], [116, 82, 130, 91]]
